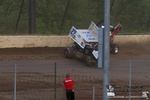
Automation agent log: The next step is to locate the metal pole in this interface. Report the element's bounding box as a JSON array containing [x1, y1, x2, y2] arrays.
[[14, 64, 17, 100], [93, 86, 95, 100], [129, 60, 132, 100], [98, 28, 103, 68], [54, 63, 56, 100], [103, 0, 110, 100]]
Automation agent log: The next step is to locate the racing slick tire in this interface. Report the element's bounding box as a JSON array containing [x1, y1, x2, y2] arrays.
[[63, 47, 75, 59], [110, 44, 119, 54], [85, 56, 92, 66]]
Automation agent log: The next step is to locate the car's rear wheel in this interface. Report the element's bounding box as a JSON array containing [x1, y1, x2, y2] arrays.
[[110, 44, 119, 54]]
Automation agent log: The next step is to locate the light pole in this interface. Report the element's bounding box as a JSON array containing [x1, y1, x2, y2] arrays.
[[103, 0, 110, 100]]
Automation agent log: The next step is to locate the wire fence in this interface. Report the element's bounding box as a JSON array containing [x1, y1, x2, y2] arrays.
[[0, 60, 149, 100]]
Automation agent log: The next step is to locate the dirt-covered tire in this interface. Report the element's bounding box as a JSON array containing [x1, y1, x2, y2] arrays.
[[110, 44, 119, 54], [63, 47, 75, 59], [85, 56, 92, 66]]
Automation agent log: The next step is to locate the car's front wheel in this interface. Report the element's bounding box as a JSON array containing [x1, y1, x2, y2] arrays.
[[63, 47, 75, 58]]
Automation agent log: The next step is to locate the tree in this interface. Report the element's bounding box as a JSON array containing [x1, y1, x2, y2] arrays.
[[0, 0, 150, 34]]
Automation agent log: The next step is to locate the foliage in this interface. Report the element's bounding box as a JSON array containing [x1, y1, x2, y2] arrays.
[[0, 0, 150, 35]]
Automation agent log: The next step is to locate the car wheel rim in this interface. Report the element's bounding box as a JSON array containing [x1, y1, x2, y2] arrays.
[[115, 47, 118, 53], [64, 49, 69, 55]]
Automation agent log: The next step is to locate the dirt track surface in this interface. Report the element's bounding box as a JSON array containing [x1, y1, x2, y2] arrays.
[[0, 47, 150, 100]]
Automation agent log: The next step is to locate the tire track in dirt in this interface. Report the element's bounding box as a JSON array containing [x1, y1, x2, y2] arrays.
[[0, 45, 149, 100]]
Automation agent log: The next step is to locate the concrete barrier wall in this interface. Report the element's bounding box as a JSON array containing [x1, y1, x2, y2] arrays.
[[115, 35, 150, 44], [0, 35, 73, 48], [115, 35, 150, 53], [0, 35, 149, 48]]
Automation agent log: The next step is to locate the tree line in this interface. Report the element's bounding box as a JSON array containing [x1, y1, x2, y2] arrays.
[[0, 0, 150, 35]]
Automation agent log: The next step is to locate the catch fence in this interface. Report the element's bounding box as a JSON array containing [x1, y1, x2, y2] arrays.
[[0, 60, 149, 100]]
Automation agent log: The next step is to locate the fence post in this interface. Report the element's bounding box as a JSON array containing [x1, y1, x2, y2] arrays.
[[14, 64, 17, 100], [54, 62, 56, 100], [129, 60, 132, 100], [93, 86, 95, 100]]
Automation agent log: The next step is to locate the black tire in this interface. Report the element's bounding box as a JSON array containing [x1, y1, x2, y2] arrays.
[[63, 47, 74, 58], [85, 56, 92, 66], [110, 44, 119, 54]]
